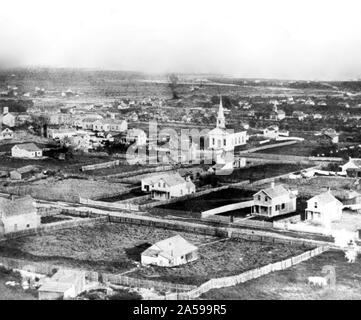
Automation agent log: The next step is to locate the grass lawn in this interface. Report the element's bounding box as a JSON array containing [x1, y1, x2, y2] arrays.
[[0, 223, 216, 275], [158, 188, 254, 213], [201, 249, 361, 300], [0, 177, 130, 202], [127, 239, 309, 285]]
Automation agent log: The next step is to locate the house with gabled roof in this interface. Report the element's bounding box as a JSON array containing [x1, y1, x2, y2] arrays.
[[142, 172, 196, 200], [305, 190, 343, 225], [141, 235, 198, 267], [0, 128, 13, 140], [340, 157, 361, 178], [251, 183, 297, 218], [11, 143, 43, 158], [10, 165, 40, 180], [38, 269, 86, 300], [0, 195, 40, 235]]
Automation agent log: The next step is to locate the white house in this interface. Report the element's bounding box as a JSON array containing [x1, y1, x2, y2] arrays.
[[305, 190, 343, 225], [340, 157, 361, 178], [141, 235, 198, 267], [2, 113, 16, 127], [11, 143, 43, 158], [92, 119, 128, 132], [0, 195, 40, 235], [208, 96, 247, 152], [38, 269, 86, 300], [142, 173, 196, 200], [48, 128, 78, 140], [269, 104, 286, 121], [251, 183, 297, 218], [263, 125, 279, 139], [0, 128, 13, 140]]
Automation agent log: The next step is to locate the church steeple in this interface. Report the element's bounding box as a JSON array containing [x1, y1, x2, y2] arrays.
[[217, 95, 226, 129]]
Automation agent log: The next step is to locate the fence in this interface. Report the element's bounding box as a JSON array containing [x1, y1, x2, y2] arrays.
[[79, 197, 139, 211], [102, 273, 196, 292], [81, 160, 120, 172], [2, 217, 108, 240], [241, 140, 299, 154], [201, 200, 254, 218], [165, 246, 329, 300]]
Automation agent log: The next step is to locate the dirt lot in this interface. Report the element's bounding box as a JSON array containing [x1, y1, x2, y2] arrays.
[[0, 223, 308, 285], [201, 250, 361, 300], [0, 177, 129, 202]]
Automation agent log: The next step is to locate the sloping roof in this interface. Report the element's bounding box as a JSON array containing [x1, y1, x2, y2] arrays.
[[344, 158, 361, 169], [307, 191, 342, 206], [142, 235, 198, 260], [208, 127, 228, 135], [14, 143, 41, 152], [255, 185, 291, 199], [158, 173, 186, 187], [0, 195, 36, 217], [12, 165, 39, 174]]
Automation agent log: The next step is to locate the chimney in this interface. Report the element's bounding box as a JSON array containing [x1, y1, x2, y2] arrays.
[[271, 182, 275, 189], [3, 106, 8, 115]]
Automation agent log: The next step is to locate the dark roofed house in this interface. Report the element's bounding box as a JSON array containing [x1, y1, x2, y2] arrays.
[[0, 195, 40, 235]]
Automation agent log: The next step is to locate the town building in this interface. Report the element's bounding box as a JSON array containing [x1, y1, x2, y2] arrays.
[[251, 183, 297, 218], [0, 128, 13, 140], [0, 195, 40, 235], [322, 128, 339, 144], [207, 96, 247, 152], [340, 158, 361, 177], [93, 119, 128, 132], [141, 235, 198, 267], [263, 125, 279, 139], [142, 173, 195, 200], [11, 143, 43, 158], [10, 165, 40, 180], [305, 190, 343, 225], [269, 104, 285, 121], [38, 269, 86, 300], [292, 111, 307, 121], [2, 112, 16, 127]]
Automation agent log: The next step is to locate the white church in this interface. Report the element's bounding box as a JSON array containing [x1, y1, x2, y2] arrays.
[[208, 96, 247, 152]]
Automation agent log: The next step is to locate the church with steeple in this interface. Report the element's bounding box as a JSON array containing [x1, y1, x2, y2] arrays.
[[208, 96, 247, 152]]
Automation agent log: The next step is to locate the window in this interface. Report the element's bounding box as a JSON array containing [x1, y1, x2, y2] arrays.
[[276, 205, 280, 211], [265, 197, 268, 202], [314, 202, 318, 208], [181, 190, 183, 195], [212, 138, 215, 145], [26, 224, 30, 228], [224, 139, 226, 146], [159, 182, 161, 187], [281, 203, 285, 210], [163, 182, 166, 188], [258, 195, 261, 201]]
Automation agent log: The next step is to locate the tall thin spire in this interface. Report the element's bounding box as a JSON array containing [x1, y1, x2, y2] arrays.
[[217, 95, 225, 129]]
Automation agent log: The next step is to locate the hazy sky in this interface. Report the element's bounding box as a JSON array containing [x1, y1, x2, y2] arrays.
[[1, 0, 361, 80]]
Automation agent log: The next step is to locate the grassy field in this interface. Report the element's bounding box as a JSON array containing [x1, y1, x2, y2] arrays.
[[0, 223, 308, 286], [128, 239, 308, 285], [201, 250, 361, 300], [159, 188, 254, 213], [217, 163, 311, 183], [0, 177, 130, 202], [0, 223, 216, 274]]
